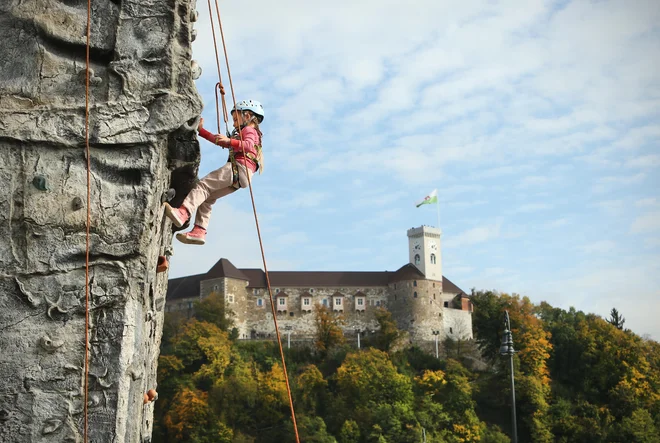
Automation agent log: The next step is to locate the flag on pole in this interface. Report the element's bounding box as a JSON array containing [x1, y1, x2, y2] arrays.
[[416, 189, 438, 208]]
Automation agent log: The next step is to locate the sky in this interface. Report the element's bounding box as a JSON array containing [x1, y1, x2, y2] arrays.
[[169, 0, 660, 340]]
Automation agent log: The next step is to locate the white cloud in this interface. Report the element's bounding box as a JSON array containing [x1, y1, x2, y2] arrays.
[[446, 223, 502, 248], [631, 211, 660, 234], [626, 155, 660, 169], [579, 240, 617, 254]]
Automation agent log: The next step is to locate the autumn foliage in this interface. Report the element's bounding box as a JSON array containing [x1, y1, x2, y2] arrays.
[[152, 291, 660, 443]]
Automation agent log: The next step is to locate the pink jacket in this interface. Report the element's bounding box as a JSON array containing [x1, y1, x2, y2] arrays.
[[199, 126, 261, 173]]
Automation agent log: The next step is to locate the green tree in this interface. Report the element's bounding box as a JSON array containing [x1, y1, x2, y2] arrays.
[[607, 308, 626, 330], [615, 408, 660, 443], [373, 307, 402, 352], [338, 420, 360, 443], [336, 348, 414, 407], [193, 291, 233, 331], [315, 304, 346, 354]]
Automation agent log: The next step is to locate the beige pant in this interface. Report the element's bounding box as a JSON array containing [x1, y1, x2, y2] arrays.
[[182, 162, 251, 229]]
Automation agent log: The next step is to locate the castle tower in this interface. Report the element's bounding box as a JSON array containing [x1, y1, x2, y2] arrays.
[[407, 226, 442, 281]]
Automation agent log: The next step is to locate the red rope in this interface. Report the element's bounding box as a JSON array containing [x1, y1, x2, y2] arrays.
[[84, 0, 92, 440], [209, 1, 301, 441]]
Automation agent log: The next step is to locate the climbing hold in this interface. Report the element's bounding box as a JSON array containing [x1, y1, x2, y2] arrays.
[[181, 115, 200, 132], [72, 196, 83, 211], [156, 256, 168, 273], [147, 389, 158, 402], [191, 29, 197, 42], [160, 188, 176, 204], [143, 393, 149, 405], [32, 175, 48, 191], [191, 60, 202, 80]]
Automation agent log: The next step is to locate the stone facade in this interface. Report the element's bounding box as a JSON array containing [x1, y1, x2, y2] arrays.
[[167, 226, 474, 344]]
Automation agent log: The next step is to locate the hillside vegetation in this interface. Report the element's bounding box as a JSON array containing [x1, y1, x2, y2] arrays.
[[152, 291, 660, 443]]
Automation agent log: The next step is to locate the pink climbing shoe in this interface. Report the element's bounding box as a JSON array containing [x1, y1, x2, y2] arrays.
[[164, 202, 190, 228], [176, 225, 206, 245]]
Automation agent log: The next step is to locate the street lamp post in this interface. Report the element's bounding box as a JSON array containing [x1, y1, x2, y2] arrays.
[[432, 330, 440, 358], [356, 328, 362, 349], [284, 325, 292, 349], [499, 310, 518, 443]]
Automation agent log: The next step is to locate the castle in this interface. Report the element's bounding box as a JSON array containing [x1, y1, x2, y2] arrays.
[[166, 226, 474, 343]]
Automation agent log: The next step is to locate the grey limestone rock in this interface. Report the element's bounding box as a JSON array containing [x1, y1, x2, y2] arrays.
[[0, 0, 202, 441]]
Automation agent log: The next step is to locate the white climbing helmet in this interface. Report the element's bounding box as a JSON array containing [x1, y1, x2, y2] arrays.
[[232, 99, 264, 123]]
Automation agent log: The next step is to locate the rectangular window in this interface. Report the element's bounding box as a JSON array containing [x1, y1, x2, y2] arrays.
[[322, 299, 328, 306], [357, 298, 364, 306], [228, 295, 234, 303], [213, 285, 219, 292], [279, 298, 285, 305], [444, 301, 449, 308], [335, 298, 342, 306], [257, 299, 263, 307], [376, 300, 381, 307], [303, 298, 310, 306], [188, 302, 193, 309]]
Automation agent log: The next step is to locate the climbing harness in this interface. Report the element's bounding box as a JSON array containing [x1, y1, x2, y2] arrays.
[[206, 0, 300, 441]]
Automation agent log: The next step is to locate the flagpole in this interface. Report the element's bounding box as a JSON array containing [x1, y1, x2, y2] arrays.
[[436, 198, 440, 230]]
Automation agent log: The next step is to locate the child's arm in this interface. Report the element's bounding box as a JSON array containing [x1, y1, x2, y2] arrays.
[[198, 127, 232, 148], [226, 126, 260, 152]]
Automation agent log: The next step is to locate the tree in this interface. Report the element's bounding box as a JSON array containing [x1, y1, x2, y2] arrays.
[[314, 304, 346, 354], [373, 307, 402, 352], [163, 387, 233, 443], [194, 291, 234, 331], [608, 308, 626, 330], [336, 349, 414, 408]]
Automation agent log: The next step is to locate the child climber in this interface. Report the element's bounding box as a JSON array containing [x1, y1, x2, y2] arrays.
[[163, 99, 264, 245]]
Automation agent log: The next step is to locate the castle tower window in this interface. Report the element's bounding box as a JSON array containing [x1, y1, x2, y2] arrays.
[[432, 283, 435, 288], [413, 281, 417, 287], [279, 298, 286, 306], [322, 299, 328, 306], [335, 298, 341, 306], [227, 295, 234, 304], [433, 294, 436, 300], [257, 299, 263, 307], [450, 327, 453, 334], [430, 253, 436, 264], [376, 300, 381, 307], [444, 301, 449, 308], [414, 292, 417, 298], [290, 312, 295, 317], [414, 254, 420, 265], [213, 285, 219, 292], [303, 298, 311, 306]]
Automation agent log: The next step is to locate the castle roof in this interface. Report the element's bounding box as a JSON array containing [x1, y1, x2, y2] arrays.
[[166, 258, 468, 299], [166, 273, 205, 301], [206, 258, 249, 281]]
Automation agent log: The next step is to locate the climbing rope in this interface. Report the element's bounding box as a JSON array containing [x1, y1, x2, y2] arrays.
[[83, 0, 92, 440], [207, 1, 301, 441]]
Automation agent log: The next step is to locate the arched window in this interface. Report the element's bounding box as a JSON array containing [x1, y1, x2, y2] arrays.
[[414, 292, 418, 298], [414, 254, 420, 265], [430, 253, 436, 264]]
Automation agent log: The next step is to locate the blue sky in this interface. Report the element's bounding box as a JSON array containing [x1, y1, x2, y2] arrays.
[[170, 0, 660, 340]]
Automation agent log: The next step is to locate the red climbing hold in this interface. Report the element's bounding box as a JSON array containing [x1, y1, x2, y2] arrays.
[[156, 256, 168, 273]]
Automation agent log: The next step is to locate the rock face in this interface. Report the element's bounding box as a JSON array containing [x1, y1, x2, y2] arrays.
[[0, 0, 202, 441]]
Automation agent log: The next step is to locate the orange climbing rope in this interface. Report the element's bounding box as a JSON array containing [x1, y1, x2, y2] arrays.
[[83, 0, 92, 441], [207, 1, 301, 441]]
